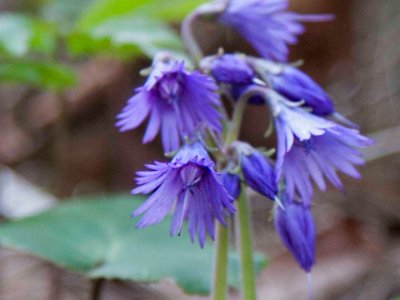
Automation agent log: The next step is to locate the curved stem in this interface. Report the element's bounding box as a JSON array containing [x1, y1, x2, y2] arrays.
[[211, 223, 229, 300], [225, 86, 269, 145], [181, 1, 227, 64], [181, 10, 203, 63], [236, 187, 256, 300]]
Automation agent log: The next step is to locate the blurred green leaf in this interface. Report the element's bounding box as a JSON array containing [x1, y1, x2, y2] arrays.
[[133, 0, 207, 22], [68, 16, 183, 59], [0, 60, 76, 90], [0, 13, 57, 57], [40, 0, 95, 33], [0, 195, 267, 295], [78, 0, 206, 30]]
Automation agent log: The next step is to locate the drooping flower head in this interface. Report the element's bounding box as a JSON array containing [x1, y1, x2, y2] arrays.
[[269, 90, 372, 205], [209, 54, 255, 85], [266, 63, 335, 115], [203, 53, 335, 112], [236, 142, 278, 200], [205, 54, 265, 104], [116, 55, 222, 152], [218, 0, 333, 61], [131, 142, 235, 247], [270, 90, 335, 167], [274, 193, 316, 272], [279, 125, 372, 205]]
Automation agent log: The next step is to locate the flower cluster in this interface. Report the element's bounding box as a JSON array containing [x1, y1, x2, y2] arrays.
[[117, 0, 372, 278]]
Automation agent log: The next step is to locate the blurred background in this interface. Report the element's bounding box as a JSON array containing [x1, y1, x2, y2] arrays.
[[0, 0, 399, 299]]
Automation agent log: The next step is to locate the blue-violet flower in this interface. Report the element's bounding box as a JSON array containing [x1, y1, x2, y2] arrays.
[[116, 58, 222, 152], [240, 146, 277, 200], [207, 54, 265, 104], [271, 91, 372, 204], [218, 0, 333, 61], [274, 193, 316, 272], [278, 125, 372, 205], [210, 54, 255, 85], [268, 65, 335, 115], [131, 142, 235, 247]]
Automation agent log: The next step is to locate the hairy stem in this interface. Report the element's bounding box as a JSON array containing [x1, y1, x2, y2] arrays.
[[236, 188, 256, 300], [211, 223, 229, 300]]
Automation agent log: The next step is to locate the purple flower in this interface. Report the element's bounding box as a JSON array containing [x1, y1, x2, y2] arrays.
[[210, 54, 254, 85], [116, 58, 222, 152], [240, 148, 277, 200], [218, 0, 333, 61], [268, 65, 335, 115], [274, 193, 316, 272], [271, 93, 372, 204], [131, 142, 235, 247], [207, 54, 265, 104], [273, 97, 335, 164], [278, 125, 372, 205], [221, 171, 241, 199]]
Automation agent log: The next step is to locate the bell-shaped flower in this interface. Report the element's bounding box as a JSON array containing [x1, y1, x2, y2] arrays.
[[270, 91, 372, 204], [278, 125, 372, 205], [116, 57, 222, 152], [131, 142, 235, 247], [268, 64, 335, 115], [274, 193, 316, 272], [218, 0, 333, 61], [209, 54, 255, 85], [239, 145, 278, 200]]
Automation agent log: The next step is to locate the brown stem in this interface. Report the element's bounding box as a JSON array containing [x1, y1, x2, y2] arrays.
[[90, 279, 105, 300]]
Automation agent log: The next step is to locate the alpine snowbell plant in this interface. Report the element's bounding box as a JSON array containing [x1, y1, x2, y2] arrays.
[[117, 1, 372, 299]]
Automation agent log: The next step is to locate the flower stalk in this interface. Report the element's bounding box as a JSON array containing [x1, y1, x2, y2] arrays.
[[236, 187, 256, 300], [181, 1, 227, 63], [211, 223, 229, 300], [212, 87, 259, 300], [225, 86, 268, 145]]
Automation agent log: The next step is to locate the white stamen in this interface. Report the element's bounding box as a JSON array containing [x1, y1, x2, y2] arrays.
[[274, 196, 285, 210]]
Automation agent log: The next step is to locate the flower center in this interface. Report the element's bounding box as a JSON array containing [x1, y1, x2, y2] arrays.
[[180, 163, 204, 189], [296, 139, 314, 154], [158, 74, 181, 104]]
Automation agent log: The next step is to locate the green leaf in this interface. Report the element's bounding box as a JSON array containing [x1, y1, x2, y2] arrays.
[[0, 195, 267, 295], [78, 0, 206, 30], [0, 60, 76, 90], [40, 0, 95, 33], [68, 16, 183, 59], [0, 13, 57, 57], [132, 0, 207, 22]]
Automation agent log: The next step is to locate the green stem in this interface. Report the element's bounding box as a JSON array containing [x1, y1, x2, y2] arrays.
[[211, 223, 229, 300], [181, 10, 203, 63], [225, 95, 248, 145], [211, 69, 267, 300], [236, 187, 256, 300], [225, 86, 269, 145], [181, 2, 227, 64]]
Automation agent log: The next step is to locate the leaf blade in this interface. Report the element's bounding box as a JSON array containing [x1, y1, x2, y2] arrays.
[[0, 195, 267, 295]]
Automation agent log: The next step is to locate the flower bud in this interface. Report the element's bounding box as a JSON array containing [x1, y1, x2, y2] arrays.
[[274, 195, 316, 272], [210, 54, 254, 85], [240, 150, 277, 200]]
